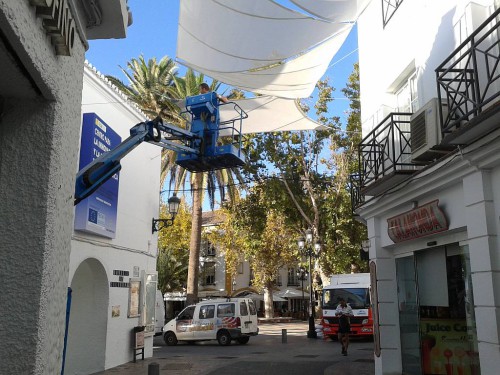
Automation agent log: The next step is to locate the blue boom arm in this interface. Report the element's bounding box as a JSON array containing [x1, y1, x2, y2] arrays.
[[74, 117, 199, 205], [75, 93, 247, 206]]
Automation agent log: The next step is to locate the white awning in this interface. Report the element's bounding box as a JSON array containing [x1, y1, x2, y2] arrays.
[[278, 289, 307, 298], [176, 0, 367, 99], [219, 96, 327, 135]]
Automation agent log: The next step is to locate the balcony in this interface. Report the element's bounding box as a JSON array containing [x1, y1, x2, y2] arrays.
[[351, 113, 418, 209], [437, 7, 500, 145]]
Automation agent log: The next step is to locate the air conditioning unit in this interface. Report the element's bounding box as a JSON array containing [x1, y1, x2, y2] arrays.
[[410, 98, 449, 163]]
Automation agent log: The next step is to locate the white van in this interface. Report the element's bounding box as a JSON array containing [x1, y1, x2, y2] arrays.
[[163, 298, 258, 346]]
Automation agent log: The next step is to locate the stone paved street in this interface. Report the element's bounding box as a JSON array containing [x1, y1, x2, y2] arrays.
[[92, 321, 375, 375]]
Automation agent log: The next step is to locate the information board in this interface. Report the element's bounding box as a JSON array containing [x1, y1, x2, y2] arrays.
[[74, 113, 121, 238]]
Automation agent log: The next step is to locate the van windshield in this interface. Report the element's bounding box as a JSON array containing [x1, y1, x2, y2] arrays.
[[323, 288, 370, 309]]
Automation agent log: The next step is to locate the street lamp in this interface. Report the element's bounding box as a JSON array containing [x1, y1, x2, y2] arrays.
[[296, 266, 309, 321], [297, 228, 321, 339], [152, 193, 181, 233]]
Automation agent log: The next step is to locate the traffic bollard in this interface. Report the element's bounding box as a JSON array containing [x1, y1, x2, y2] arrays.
[[148, 362, 160, 375], [282, 328, 287, 343]]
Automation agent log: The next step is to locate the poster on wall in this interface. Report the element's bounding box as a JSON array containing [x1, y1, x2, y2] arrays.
[[74, 113, 121, 238], [128, 280, 141, 318], [420, 319, 480, 375]]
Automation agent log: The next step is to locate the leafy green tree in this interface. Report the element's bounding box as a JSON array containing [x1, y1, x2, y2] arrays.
[[212, 185, 297, 318], [319, 63, 367, 274], [157, 201, 191, 294]]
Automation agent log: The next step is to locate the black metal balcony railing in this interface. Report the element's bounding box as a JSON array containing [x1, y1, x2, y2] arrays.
[[436, 7, 500, 136], [351, 113, 416, 210], [382, 0, 405, 27], [360, 113, 415, 183], [349, 173, 363, 211]]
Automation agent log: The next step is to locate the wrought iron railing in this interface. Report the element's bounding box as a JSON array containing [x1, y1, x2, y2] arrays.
[[349, 173, 363, 211], [382, 0, 405, 27], [436, 8, 500, 135], [358, 113, 414, 188]]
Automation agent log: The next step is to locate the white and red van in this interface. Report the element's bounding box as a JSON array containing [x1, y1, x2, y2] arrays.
[[163, 298, 258, 346]]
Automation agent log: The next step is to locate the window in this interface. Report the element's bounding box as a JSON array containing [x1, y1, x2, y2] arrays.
[[240, 301, 248, 316], [237, 262, 244, 274], [177, 306, 195, 320], [248, 300, 257, 316], [287, 268, 299, 286], [217, 303, 235, 317], [395, 72, 418, 113], [274, 274, 282, 286], [201, 240, 216, 256], [202, 262, 216, 286], [382, 0, 405, 27], [199, 305, 215, 319], [249, 268, 254, 286]]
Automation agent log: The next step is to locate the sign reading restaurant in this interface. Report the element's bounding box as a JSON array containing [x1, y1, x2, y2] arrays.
[[387, 200, 448, 243], [30, 0, 76, 56]]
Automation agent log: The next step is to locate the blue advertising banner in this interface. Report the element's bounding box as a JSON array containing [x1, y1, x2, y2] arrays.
[[74, 113, 121, 238]]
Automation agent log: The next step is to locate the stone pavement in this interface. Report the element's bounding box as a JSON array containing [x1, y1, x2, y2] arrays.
[[92, 321, 375, 375]]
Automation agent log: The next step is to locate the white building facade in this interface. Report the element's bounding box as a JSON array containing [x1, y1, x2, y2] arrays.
[[64, 63, 162, 374], [353, 1, 500, 374], [0, 1, 133, 374]]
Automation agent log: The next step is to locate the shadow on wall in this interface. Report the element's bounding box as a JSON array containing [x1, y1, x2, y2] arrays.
[[65, 258, 109, 375]]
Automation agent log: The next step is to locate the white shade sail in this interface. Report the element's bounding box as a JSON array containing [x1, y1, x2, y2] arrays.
[[219, 96, 326, 135], [290, 0, 372, 22], [176, 0, 364, 99]]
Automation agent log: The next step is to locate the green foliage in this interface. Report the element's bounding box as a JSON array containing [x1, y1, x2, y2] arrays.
[[213, 187, 298, 292], [224, 64, 367, 279], [157, 202, 191, 293]]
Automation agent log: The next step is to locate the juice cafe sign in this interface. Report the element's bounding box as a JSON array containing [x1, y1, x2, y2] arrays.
[[387, 200, 448, 243]]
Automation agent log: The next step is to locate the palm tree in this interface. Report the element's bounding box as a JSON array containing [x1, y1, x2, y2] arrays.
[[106, 55, 180, 123], [163, 70, 245, 305], [108, 57, 245, 305]]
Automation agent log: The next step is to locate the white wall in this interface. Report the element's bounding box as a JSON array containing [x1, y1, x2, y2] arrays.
[[357, 0, 495, 133], [67, 63, 161, 372], [0, 2, 86, 374]]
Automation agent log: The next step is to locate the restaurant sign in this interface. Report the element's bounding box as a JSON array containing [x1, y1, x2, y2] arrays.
[[387, 200, 448, 243], [29, 0, 76, 56]]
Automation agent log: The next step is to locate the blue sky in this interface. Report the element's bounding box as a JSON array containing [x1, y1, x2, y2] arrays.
[[85, 0, 359, 124]]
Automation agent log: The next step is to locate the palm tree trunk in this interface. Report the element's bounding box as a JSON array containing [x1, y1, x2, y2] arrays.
[[186, 172, 203, 305]]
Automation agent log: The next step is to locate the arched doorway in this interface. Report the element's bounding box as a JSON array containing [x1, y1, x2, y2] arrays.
[[65, 258, 109, 374]]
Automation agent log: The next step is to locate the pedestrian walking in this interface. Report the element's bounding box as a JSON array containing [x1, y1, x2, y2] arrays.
[[335, 298, 353, 356]]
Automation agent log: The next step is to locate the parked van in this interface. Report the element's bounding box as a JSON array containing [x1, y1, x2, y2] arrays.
[[155, 290, 165, 336], [163, 298, 258, 346]]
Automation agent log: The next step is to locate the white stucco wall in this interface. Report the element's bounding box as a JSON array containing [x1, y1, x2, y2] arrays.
[[0, 1, 86, 374], [66, 64, 161, 372], [356, 1, 499, 373], [357, 0, 494, 133]]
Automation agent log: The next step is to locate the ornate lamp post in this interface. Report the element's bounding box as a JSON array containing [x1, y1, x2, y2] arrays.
[[152, 193, 181, 233], [296, 266, 309, 321], [298, 228, 321, 339]]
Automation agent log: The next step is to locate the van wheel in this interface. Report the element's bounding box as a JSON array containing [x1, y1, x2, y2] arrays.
[[236, 336, 249, 344], [217, 331, 232, 346], [164, 331, 178, 346]]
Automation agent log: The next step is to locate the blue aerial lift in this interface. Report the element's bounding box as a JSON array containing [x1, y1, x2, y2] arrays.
[[74, 92, 247, 205]]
